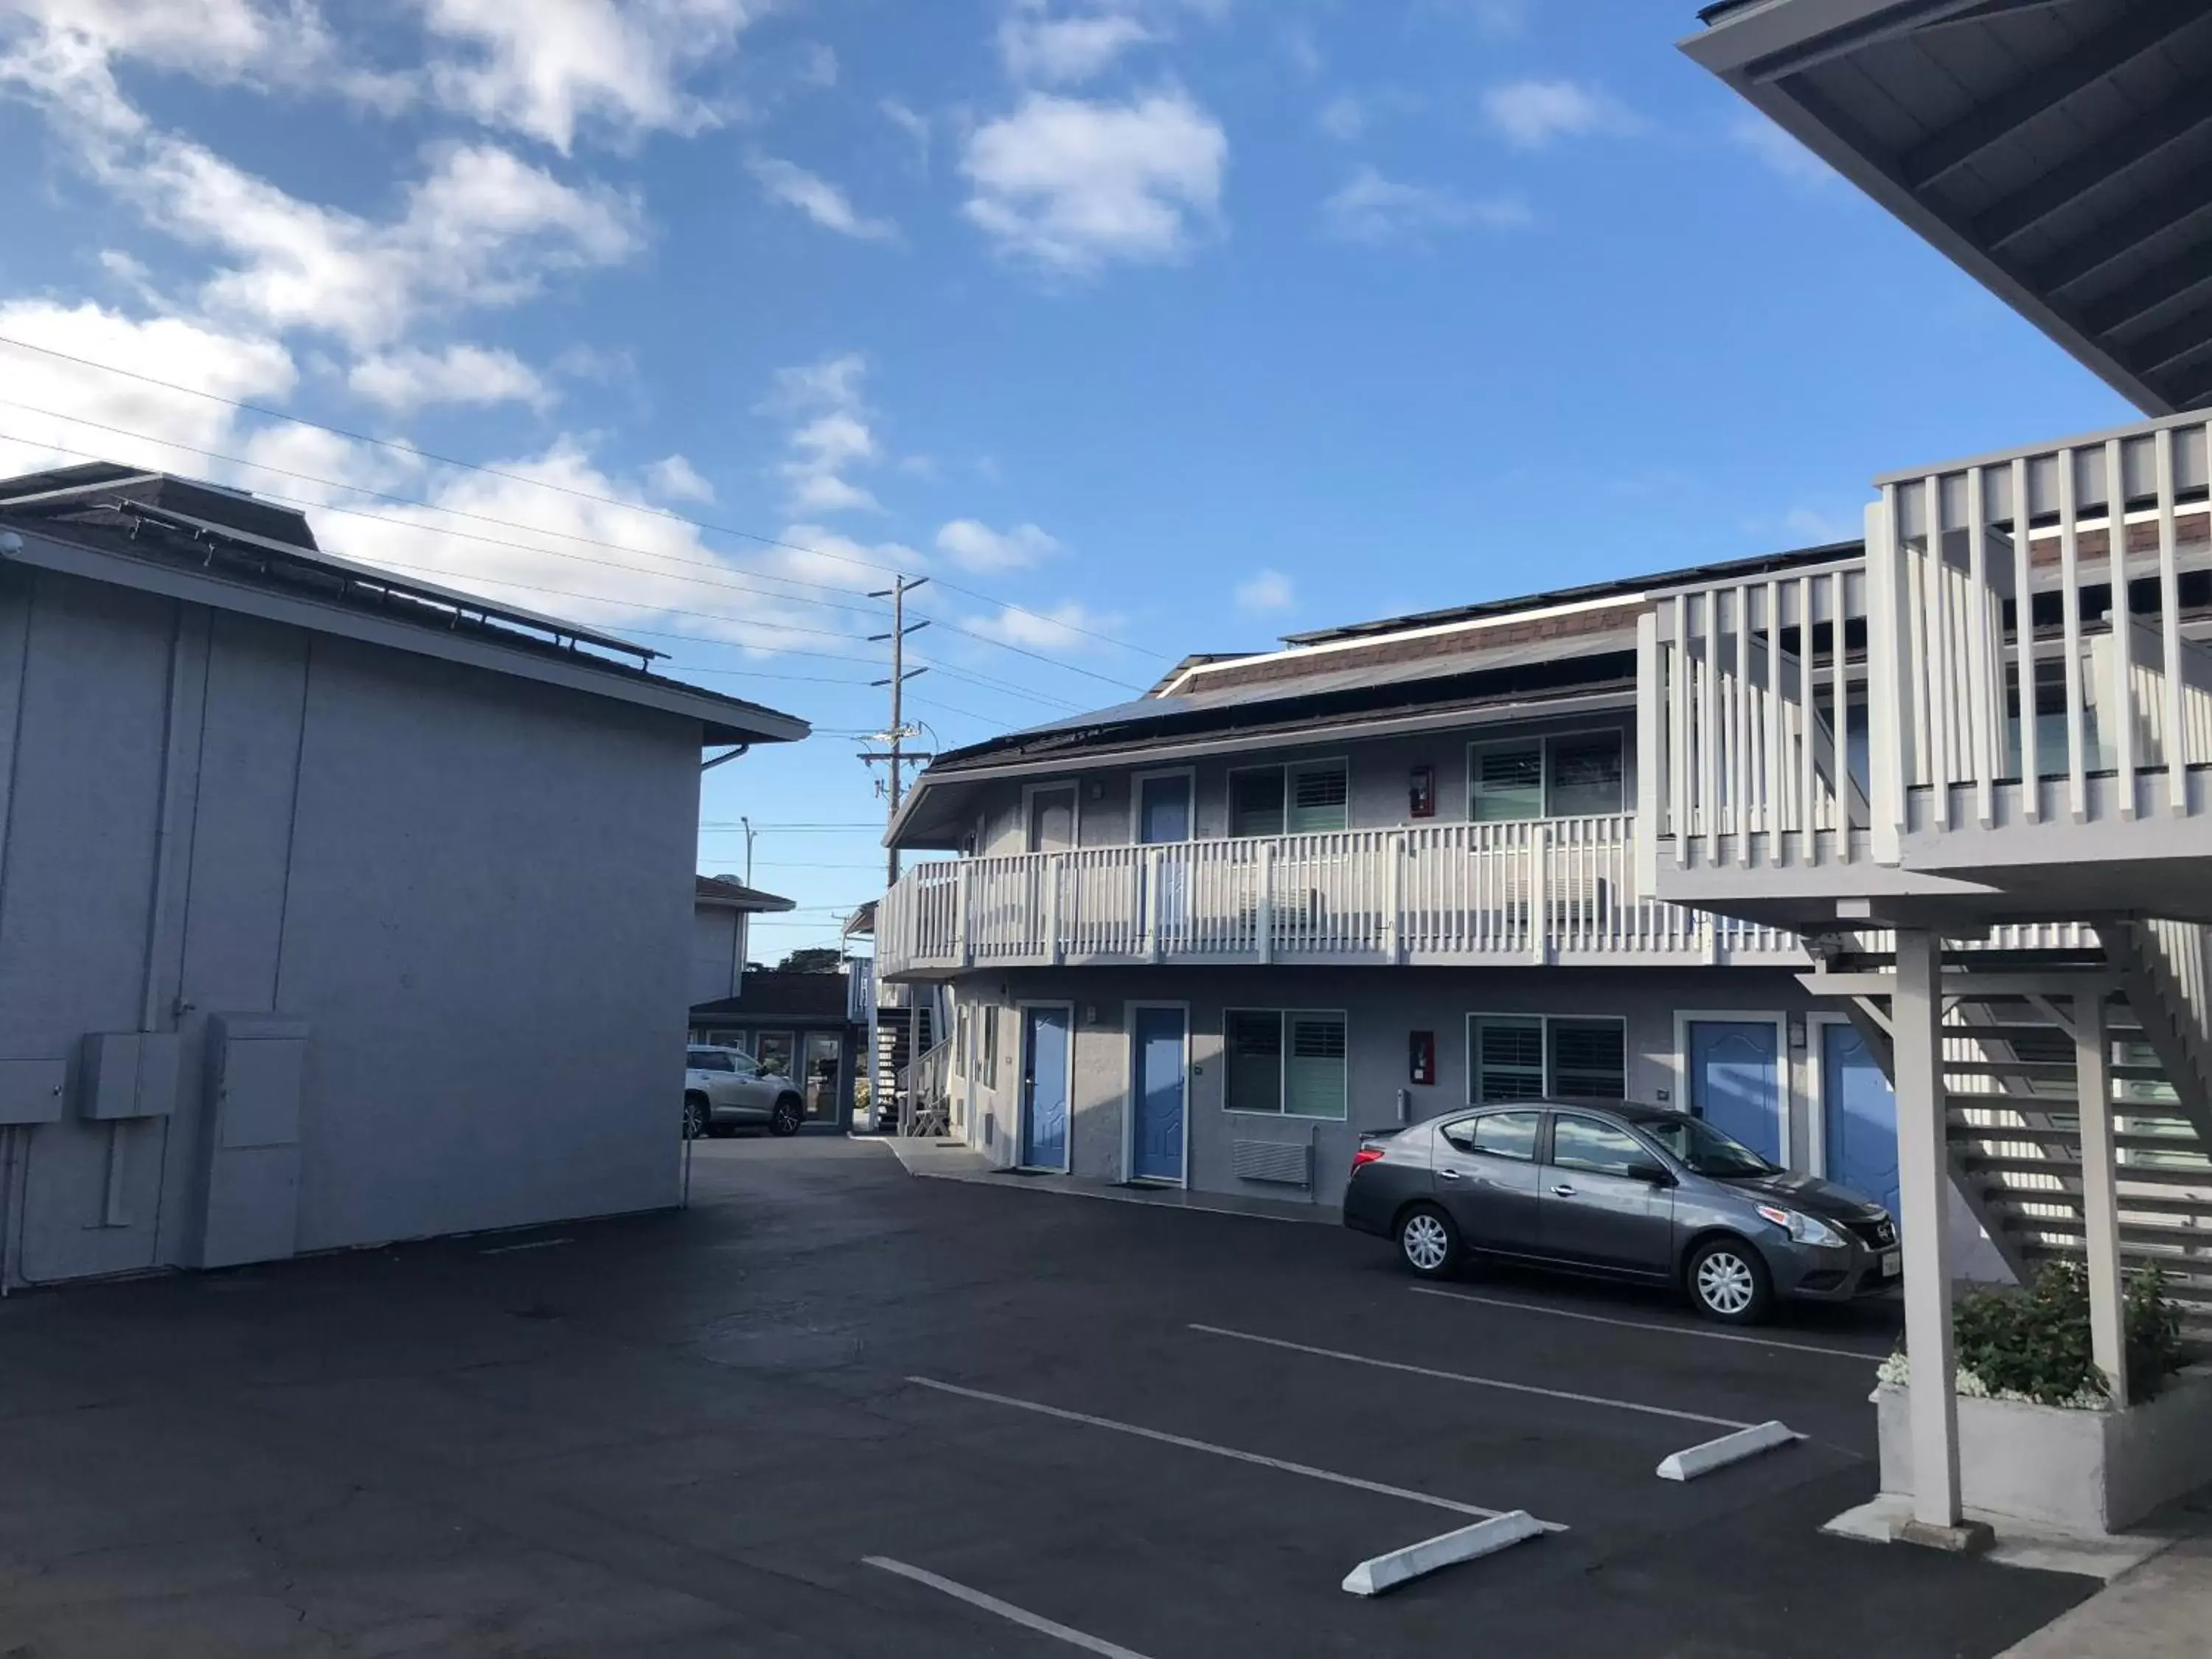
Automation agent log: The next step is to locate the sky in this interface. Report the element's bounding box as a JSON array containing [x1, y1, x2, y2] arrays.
[[0, 0, 2141, 956]]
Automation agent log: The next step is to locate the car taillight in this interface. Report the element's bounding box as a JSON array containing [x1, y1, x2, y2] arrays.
[[1351, 1147, 1384, 1170]]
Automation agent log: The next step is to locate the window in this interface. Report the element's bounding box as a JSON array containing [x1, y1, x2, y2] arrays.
[[1229, 761, 1349, 838], [1470, 1017, 1545, 1101], [1551, 1115, 1649, 1178], [1223, 1009, 1347, 1119], [1468, 731, 1625, 821], [1548, 1019, 1627, 1100], [1441, 1110, 1540, 1160], [982, 1006, 1001, 1089], [688, 1048, 738, 1073], [1467, 1015, 1627, 1102], [756, 1031, 794, 1077], [1635, 1113, 1771, 1176]]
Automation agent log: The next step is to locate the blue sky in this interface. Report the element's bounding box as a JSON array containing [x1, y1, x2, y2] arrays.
[[0, 0, 2138, 953]]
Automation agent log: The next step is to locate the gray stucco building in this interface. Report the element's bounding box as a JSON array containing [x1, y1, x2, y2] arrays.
[[0, 463, 805, 1287]]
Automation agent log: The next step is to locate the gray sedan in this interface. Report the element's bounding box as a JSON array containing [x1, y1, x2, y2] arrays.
[[1342, 1101, 1899, 1324]]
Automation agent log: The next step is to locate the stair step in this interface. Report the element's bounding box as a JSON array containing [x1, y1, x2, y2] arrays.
[[2003, 1215, 2212, 1248], [1960, 1154, 2212, 1186], [1946, 1123, 2208, 1155], [1977, 1189, 2212, 1219], [1938, 1060, 2171, 1084], [1943, 1022, 2152, 1043]]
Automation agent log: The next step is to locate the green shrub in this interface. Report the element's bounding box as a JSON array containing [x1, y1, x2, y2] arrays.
[[1943, 1263, 2188, 1408]]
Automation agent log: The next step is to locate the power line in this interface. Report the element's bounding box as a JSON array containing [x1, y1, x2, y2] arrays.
[[0, 332, 1174, 661], [0, 421, 1128, 700]]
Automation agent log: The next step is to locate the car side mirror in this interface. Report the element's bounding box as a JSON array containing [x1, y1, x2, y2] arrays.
[[1627, 1161, 1675, 1187]]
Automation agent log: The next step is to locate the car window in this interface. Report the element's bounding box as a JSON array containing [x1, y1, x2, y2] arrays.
[[1440, 1110, 1540, 1161], [1549, 1115, 1649, 1178], [689, 1051, 737, 1074], [1635, 1113, 1775, 1177]]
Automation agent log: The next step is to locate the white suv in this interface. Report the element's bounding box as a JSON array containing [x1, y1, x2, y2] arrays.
[[683, 1046, 805, 1139]]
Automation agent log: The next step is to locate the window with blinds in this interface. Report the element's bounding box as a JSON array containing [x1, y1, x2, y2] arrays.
[[1223, 1009, 1347, 1119], [1287, 762, 1348, 834], [1231, 771, 1287, 838], [1467, 1014, 1627, 1102], [1471, 1016, 1545, 1101], [1468, 731, 1625, 820]]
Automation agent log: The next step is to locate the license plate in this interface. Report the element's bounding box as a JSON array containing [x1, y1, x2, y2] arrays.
[[1882, 1250, 1902, 1277]]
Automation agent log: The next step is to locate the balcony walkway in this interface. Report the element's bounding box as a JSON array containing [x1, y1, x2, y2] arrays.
[[876, 815, 1809, 981]]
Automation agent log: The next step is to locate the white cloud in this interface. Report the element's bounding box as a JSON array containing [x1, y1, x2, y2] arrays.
[[1280, 21, 1322, 80], [414, 0, 759, 153], [963, 598, 1124, 654], [113, 136, 641, 349], [1729, 114, 1834, 187], [962, 90, 1228, 273], [645, 453, 715, 502], [347, 344, 552, 413], [881, 97, 930, 166], [748, 155, 896, 240], [0, 0, 331, 133], [0, 299, 295, 479], [1318, 94, 1363, 142], [1000, 10, 1155, 85], [766, 352, 882, 516], [1234, 568, 1293, 612], [1322, 167, 1527, 245], [1781, 506, 1856, 543], [1481, 79, 1635, 150], [936, 518, 1060, 572]]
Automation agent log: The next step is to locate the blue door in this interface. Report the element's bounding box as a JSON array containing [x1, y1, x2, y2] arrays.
[[1687, 1020, 1783, 1164], [1130, 1006, 1186, 1183], [1020, 1006, 1071, 1169], [1823, 1023, 1899, 1218]]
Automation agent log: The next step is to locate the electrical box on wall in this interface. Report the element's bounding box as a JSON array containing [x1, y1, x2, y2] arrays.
[[79, 1033, 181, 1120], [1408, 765, 1436, 819], [0, 1058, 66, 1124], [1408, 1029, 1436, 1087]]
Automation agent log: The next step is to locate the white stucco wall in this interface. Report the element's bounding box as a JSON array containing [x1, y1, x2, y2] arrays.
[[691, 908, 745, 1005]]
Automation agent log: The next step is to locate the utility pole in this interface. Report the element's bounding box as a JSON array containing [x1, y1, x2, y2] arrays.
[[863, 575, 935, 891]]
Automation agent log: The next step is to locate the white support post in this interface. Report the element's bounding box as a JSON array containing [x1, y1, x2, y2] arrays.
[[1636, 610, 1661, 893], [1385, 831, 1406, 965], [2107, 438, 2137, 821], [1143, 848, 1164, 963], [2157, 427, 2185, 813], [1528, 822, 1550, 965], [1866, 495, 1910, 866], [1044, 856, 1065, 967], [1893, 929, 1966, 1537], [1256, 841, 1276, 965], [2075, 990, 2129, 1408], [954, 862, 973, 969]]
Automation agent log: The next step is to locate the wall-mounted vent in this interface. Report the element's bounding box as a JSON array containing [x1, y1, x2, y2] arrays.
[[1231, 1138, 1311, 1187]]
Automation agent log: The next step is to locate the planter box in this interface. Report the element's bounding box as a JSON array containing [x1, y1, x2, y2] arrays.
[[1877, 1365, 2212, 1534]]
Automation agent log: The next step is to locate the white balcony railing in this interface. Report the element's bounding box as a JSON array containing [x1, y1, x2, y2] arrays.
[[874, 815, 1806, 978], [1645, 412, 2212, 887]]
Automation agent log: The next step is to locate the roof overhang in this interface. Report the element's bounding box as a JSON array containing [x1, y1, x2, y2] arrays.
[[2, 523, 810, 746], [1683, 0, 2212, 415], [886, 686, 1636, 850]]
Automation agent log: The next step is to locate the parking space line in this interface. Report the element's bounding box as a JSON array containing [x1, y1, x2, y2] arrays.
[[907, 1375, 1537, 1522], [1408, 1285, 1888, 1362], [1188, 1324, 1750, 1430], [863, 1557, 1155, 1658]]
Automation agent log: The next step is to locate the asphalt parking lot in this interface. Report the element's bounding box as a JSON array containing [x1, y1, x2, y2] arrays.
[[0, 1137, 2092, 1658]]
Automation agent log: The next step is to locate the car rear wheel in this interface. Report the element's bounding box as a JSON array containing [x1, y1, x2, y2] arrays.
[[682, 1094, 709, 1140], [770, 1095, 804, 1137], [1687, 1237, 1773, 1325], [1397, 1204, 1461, 1279]]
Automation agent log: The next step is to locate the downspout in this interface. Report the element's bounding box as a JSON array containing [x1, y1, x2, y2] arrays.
[[700, 743, 751, 773]]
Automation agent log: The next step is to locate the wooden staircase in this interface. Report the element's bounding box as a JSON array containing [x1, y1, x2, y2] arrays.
[[1815, 925, 2212, 1332]]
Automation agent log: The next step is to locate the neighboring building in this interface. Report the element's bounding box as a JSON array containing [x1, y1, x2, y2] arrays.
[[0, 463, 806, 1287], [692, 874, 795, 1004], [689, 970, 866, 1130], [875, 544, 1927, 1222]]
